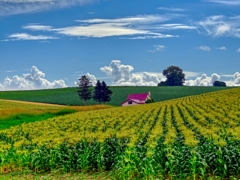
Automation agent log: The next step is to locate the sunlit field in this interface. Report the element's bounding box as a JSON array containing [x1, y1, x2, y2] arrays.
[[0, 100, 111, 130], [0, 88, 239, 179]]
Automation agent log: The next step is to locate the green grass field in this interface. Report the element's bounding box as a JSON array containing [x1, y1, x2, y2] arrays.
[[0, 109, 77, 130], [0, 86, 232, 106]]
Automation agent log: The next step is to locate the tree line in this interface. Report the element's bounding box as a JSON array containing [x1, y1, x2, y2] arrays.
[[158, 66, 226, 86], [77, 75, 112, 105]]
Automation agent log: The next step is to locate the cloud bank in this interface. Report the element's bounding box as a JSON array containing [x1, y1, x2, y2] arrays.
[[0, 66, 67, 90], [99, 60, 240, 87], [100, 60, 164, 86], [185, 72, 240, 86]]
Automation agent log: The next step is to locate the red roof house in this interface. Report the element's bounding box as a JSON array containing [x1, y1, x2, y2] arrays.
[[121, 92, 151, 106]]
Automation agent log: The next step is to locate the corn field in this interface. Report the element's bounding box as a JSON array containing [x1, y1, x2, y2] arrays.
[[0, 88, 240, 179]]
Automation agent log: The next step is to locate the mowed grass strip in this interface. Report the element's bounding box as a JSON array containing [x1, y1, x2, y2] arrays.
[[0, 86, 232, 106]]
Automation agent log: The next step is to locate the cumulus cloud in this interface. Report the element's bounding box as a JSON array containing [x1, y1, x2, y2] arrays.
[[185, 72, 240, 86], [85, 73, 97, 85], [198, 15, 240, 38], [185, 73, 220, 86], [216, 46, 226, 50], [198, 46, 211, 51], [227, 72, 240, 86], [237, 48, 240, 52], [100, 60, 163, 86], [0, 66, 67, 90]]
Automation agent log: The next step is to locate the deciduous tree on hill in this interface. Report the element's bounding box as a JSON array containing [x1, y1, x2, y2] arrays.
[[161, 65, 185, 86], [77, 75, 92, 106], [213, 80, 226, 86]]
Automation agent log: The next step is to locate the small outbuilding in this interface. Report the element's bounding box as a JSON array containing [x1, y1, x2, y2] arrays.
[[121, 92, 151, 106]]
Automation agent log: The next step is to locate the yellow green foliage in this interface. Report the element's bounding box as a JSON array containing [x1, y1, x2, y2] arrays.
[[0, 99, 111, 120], [1, 88, 240, 151]]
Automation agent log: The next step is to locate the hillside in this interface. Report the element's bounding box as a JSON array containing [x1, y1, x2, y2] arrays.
[[0, 86, 232, 106], [0, 87, 239, 179]]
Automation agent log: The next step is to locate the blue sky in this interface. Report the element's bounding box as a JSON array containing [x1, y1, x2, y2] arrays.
[[1, 0, 240, 90]]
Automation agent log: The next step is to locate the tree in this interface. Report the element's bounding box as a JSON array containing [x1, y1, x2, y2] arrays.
[[101, 81, 112, 103], [162, 66, 185, 86], [77, 75, 92, 106], [213, 81, 226, 87], [93, 80, 102, 103]]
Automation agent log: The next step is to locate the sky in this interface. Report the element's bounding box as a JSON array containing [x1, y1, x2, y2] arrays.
[[1, 0, 240, 90]]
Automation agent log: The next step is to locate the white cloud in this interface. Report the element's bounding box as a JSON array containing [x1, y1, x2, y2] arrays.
[[0, 0, 55, 2], [149, 45, 165, 52], [184, 71, 201, 78], [233, 72, 240, 84], [54, 15, 178, 38], [126, 34, 177, 39], [85, 73, 97, 86], [0, 0, 95, 16], [206, 0, 240, 5], [23, 24, 52, 31], [0, 66, 67, 90], [55, 23, 149, 38], [153, 24, 198, 30], [76, 15, 168, 24], [5, 14, 197, 40], [225, 72, 240, 86], [100, 60, 134, 83], [198, 15, 240, 38], [237, 48, 240, 52], [154, 45, 165, 51], [198, 46, 211, 51], [216, 46, 226, 50], [185, 72, 240, 86], [6, 70, 17, 73], [100, 60, 164, 86], [8, 33, 57, 41], [158, 7, 187, 12], [99, 60, 240, 87], [185, 73, 220, 86]]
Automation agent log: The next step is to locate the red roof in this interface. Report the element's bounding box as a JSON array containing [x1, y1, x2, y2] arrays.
[[121, 92, 150, 105], [127, 92, 149, 101]]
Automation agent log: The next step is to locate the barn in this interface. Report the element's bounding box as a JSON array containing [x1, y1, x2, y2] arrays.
[[121, 92, 151, 106]]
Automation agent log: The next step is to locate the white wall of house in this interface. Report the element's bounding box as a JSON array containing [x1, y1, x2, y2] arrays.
[[122, 100, 141, 106]]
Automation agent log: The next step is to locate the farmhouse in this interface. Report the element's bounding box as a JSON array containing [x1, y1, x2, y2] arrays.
[[121, 92, 151, 106]]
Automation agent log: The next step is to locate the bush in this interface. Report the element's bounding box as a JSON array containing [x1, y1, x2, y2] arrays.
[[145, 99, 154, 103], [213, 81, 226, 87]]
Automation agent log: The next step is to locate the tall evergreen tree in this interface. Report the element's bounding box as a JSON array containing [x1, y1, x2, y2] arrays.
[[101, 81, 112, 103], [77, 75, 92, 106], [93, 80, 102, 104]]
